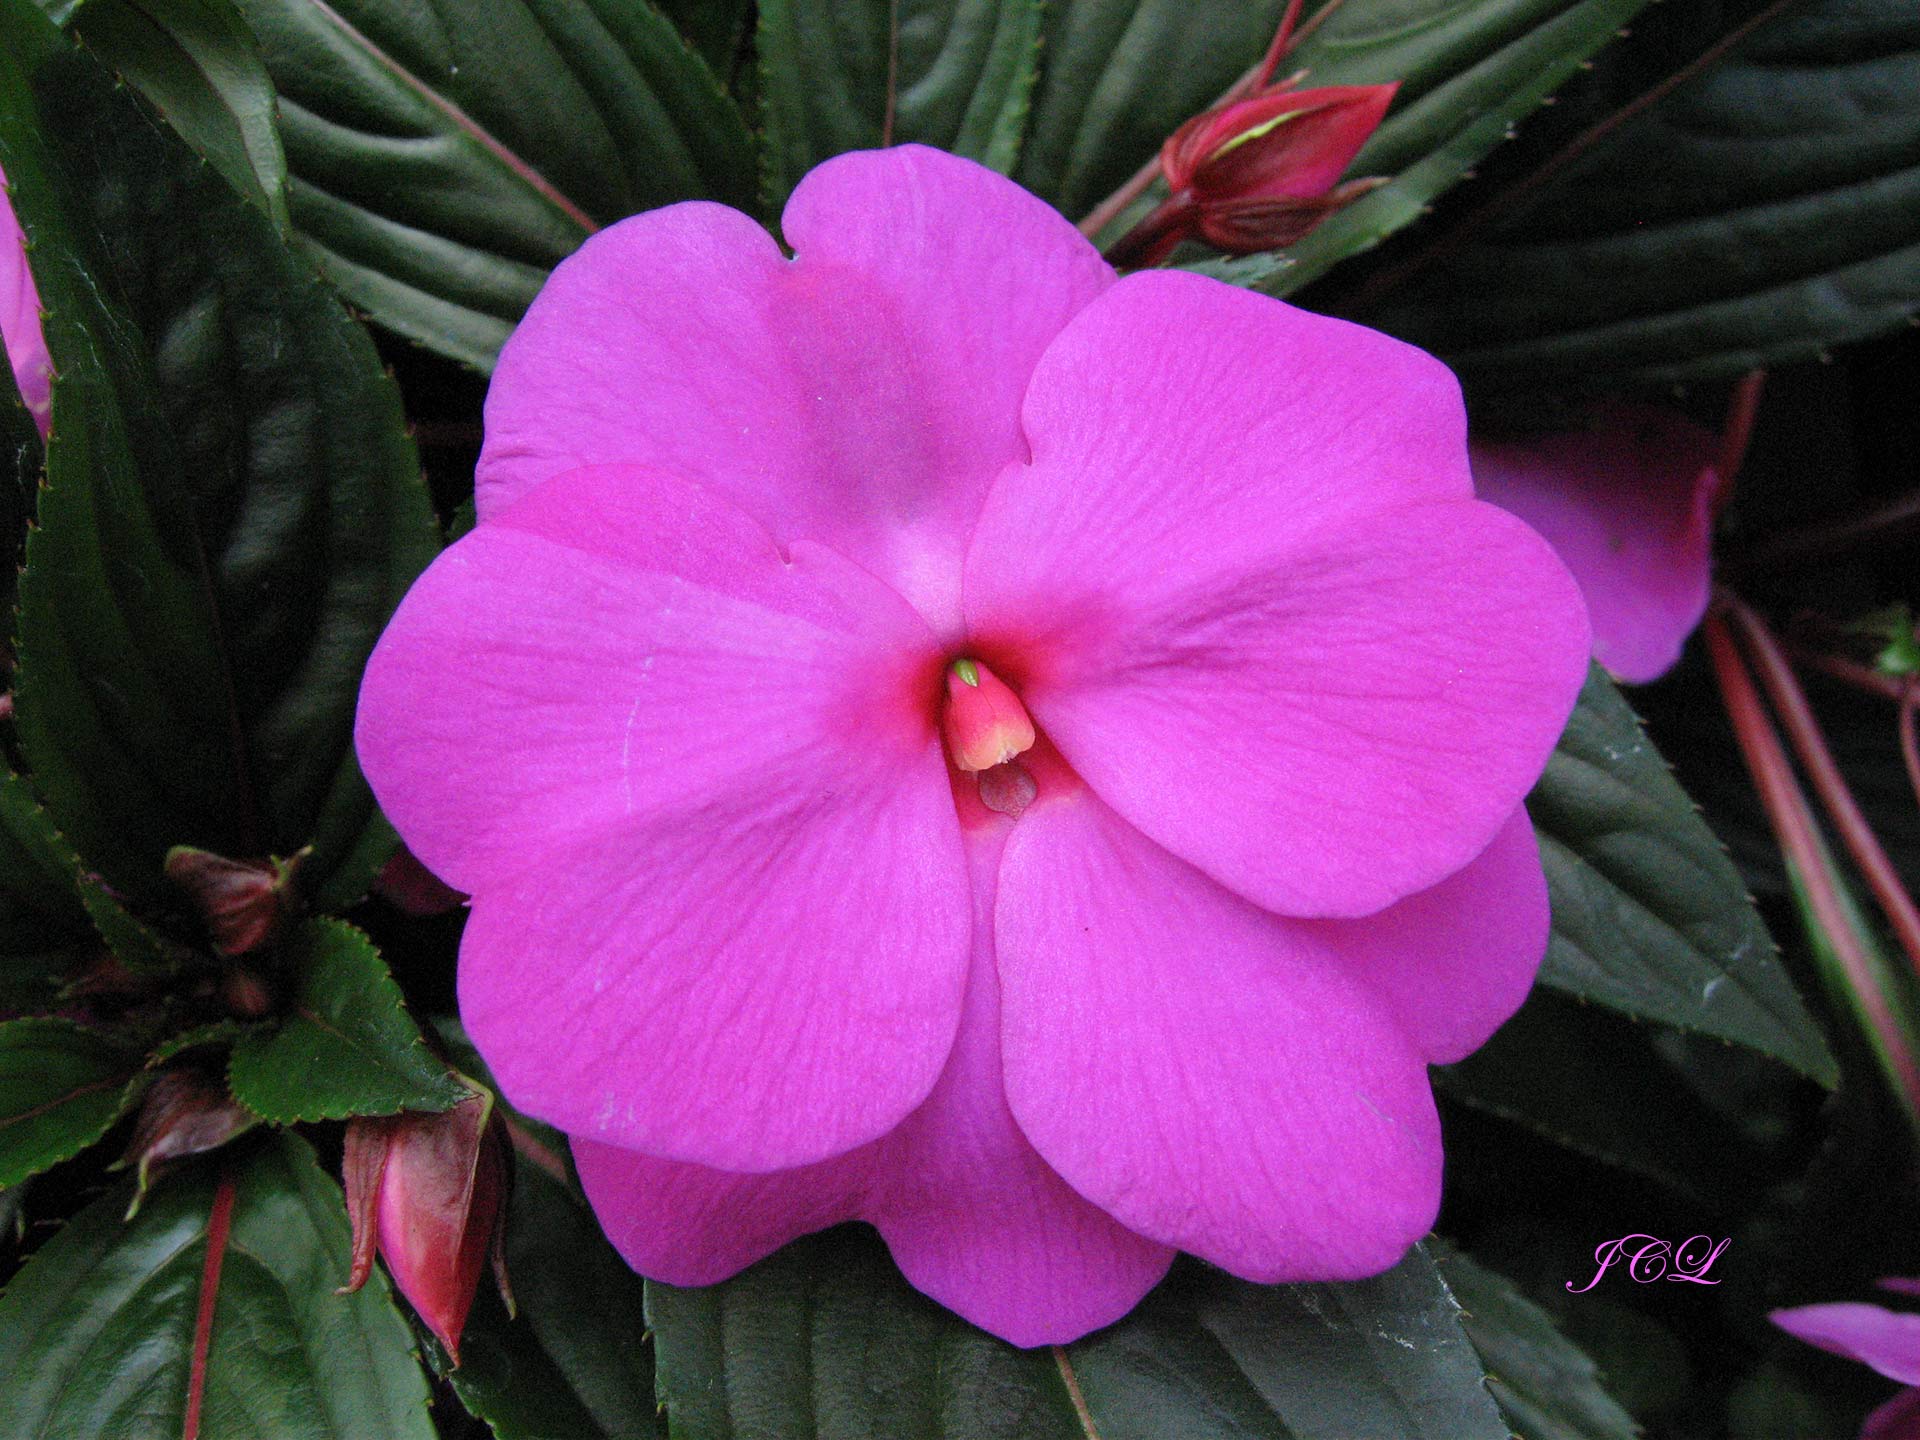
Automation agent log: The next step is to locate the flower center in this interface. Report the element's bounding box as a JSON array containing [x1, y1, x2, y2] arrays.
[[942, 658, 1035, 773]]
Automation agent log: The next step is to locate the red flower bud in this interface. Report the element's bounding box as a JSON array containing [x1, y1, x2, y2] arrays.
[[340, 1087, 509, 1364], [164, 845, 305, 957], [117, 1068, 257, 1211], [1108, 80, 1397, 269], [1163, 84, 1397, 210]]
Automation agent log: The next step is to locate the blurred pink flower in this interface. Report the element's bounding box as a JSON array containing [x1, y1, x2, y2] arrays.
[[1473, 405, 1722, 684], [356, 147, 1589, 1345], [1773, 1280, 1920, 1439], [0, 164, 51, 437]]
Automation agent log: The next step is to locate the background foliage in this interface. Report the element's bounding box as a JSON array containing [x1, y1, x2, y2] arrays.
[[1, 0, 1916, 1436]]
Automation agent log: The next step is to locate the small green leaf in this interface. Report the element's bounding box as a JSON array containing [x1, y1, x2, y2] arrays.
[[0, 1016, 145, 1186], [228, 918, 465, 1122], [1434, 1243, 1640, 1440], [0, 1132, 436, 1440], [434, 1158, 660, 1440], [757, 0, 1046, 207], [0, 0, 443, 911], [229, 0, 756, 368], [148, 1019, 258, 1067], [1528, 665, 1837, 1085], [68, 0, 291, 227]]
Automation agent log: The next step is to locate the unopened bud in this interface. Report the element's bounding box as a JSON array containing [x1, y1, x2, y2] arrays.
[[1109, 82, 1398, 268], [116, 1068, 257, 1213], [341, 1086, 509, 1365], [164, 845, 305, 956]]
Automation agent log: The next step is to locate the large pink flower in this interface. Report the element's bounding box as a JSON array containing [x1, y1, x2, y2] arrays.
[[356, 146, 1590, 1345], [1, 163, 52, 437]]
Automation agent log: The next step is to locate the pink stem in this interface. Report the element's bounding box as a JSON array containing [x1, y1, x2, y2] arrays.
[[1706, 612, 1920, 1113], [1726, 595, 1920, 986], [184, 1171, 238, 1440]]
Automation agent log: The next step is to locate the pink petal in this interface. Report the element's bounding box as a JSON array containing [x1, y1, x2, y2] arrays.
[[1880, 1279, 1920, 1299], [865, 828, 1173, 1345], [1772, 1302, 1920, 1386], [357, 465, 968, 1170], [573, 1136, 872, 1288], [1323, 807, 1548, 1065], [967, 270, 1588, 918], [1864, 1387, 1920, 1440], [1472, 406, 1719, 685], [477, 146, 1112, 635], [572, 826, 1172, 1346], [358, 464, 943, 892], [997, 788, 1443, 1282], [0, 166, 51, 437]]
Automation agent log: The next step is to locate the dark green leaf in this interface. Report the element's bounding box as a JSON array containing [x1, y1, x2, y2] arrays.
[[654, 0, 749, 79], [228, 918, 465, 1121], [0, 770, 179, 985], [0, 1132, 436, 1439], [757, 0, 1045, 207], [1267, 0, 1658, 292], [1016, 0, 1288, 220], [1072, 1248, 1509, 1440], [0, 1016, 144, 1186], [1355, 0, 1920, 388], [1438, 990, 1769, 1207], [435, 1158, 660, 1440], [0, 1, 442, 911], [0, 331, 40, 623], [648, 1227, 1508, 1440], [1026, 0, 1653, 269], [0, 769, 95, 1000], [1528, 665, 1837, 1084], [648, 1226, 1085, 1440], [231, 0, 756, 368], [1434, 1243, 1640, 1440], [68, 0, 291, 226]]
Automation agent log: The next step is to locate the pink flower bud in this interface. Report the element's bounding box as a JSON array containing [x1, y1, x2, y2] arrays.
[[942, 659, 1036, 773], [163, 846, 303, 957], [341, 1089, 509, 1364]]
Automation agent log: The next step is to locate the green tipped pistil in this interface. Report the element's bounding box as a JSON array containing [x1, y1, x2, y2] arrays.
[[951, 658, 981, 687]]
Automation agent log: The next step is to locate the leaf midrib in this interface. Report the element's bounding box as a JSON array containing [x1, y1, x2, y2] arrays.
[[301, 0, 599, 235]]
